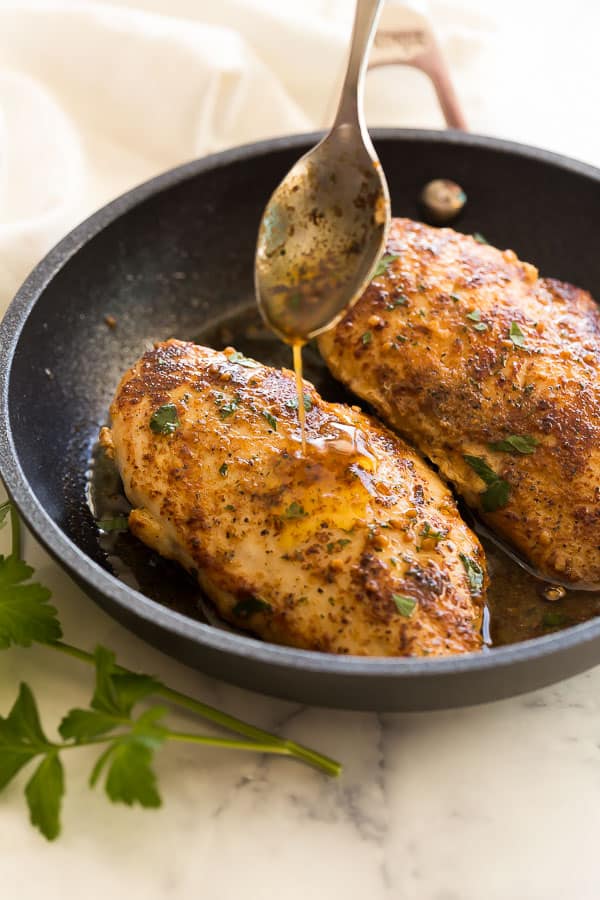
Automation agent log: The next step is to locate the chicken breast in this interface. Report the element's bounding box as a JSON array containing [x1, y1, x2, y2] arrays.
[[319, 217, 600, 587], [102, 339, 486, 657]]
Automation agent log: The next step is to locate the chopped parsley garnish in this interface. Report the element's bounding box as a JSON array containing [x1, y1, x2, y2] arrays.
[[386, 294, 408, 309], [450, 293, 461, 302], [224, 504, 236, 511], [149, 404, 180, 435], [373, 253, 398, 278], [286, 394, 312, 412], [219, 463, 228, 477], [463, 455, 499, 483], [464, 455, 511, 512], [480, 480, 510, 511], [509, 322, 527, 348], [542, 611, 567, 628], [97, 517, 129, 533], [361, 331, 372, 345], [327, 538, 352, 553], [466, 310, 488, 331], [459, 554, 485, 596], [283, 501, 307, 519], [418, 522, 446, 549], [473, 232, 488, 244], [489, 434, 539, 455], [392, 594, 417, 617], [232, 597, 272, 618], [218, 397, 239, 420], [262, 410, 278, 431], [226, 351, 260, 368]]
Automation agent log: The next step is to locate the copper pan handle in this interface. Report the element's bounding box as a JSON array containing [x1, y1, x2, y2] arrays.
[[324, 4, 467, 131]]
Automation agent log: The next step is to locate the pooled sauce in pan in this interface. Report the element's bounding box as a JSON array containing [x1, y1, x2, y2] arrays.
[[88, 305, 600, 649]]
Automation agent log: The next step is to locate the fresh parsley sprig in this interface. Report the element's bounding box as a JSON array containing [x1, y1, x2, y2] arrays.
[[0, 503, 341, 841]]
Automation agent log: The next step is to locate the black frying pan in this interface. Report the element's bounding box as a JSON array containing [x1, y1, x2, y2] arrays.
[[1, 129, 600, 712]]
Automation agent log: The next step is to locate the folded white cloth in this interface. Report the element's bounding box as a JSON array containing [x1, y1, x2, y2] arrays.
[[0, 0, 598, 314]]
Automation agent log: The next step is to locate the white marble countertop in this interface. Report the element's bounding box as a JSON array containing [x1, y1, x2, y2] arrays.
[[3, 2, 600, 898], [5, 523, 600, 900]]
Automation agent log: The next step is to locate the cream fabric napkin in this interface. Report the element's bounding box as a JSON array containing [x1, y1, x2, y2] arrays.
[[0, 0, 480, 311]]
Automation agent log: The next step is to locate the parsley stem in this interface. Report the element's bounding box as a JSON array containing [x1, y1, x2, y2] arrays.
[[166, 731, 303, 758], [47, 641, 341, 777]]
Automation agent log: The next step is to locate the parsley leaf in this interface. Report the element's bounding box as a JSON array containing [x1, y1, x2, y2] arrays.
[[262, 410, 278, 431], [90, 708, 166, 808], [286, 394, 312, 412], [459, 554, 485, 596], [232, 597, 272, 618], [59, 708, 119, 743], [489, 434, 539, 455], [97, 516, 129, 533], [386, 295, 408, 309], [149, 404, 180, 435], [373, 253, 398, 278], [542, 611, 567, 628], [219, 398, 239, 420], [361, 331, 372, 345], [473, 232, 488, 244], [25, 752, 64, 841], [226, 351, 260, 369], [463, 455, 498, 486], [91, 647, 159, 718], [466, 310, 481, 322], [464, 455, 511, 512], [0, 555, 62, 649], [219, 462, 228, 477], [481, 479, 511, 512], [0, 683, 51, 790], [417, 522, 447, 550], [392, 594, 417, 617], [509, 322, 527, 348], [282, 501, 307, 519]]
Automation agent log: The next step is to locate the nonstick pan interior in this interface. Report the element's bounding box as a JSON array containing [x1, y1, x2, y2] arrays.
[[2, 129, 600, 711]]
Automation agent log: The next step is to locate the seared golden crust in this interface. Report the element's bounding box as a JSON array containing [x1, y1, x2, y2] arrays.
[[106, 340, 486, 656], [319, 218, 600, 586]]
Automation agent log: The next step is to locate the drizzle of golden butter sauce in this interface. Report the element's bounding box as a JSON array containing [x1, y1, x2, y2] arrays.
[[292, 341, 307, 452]]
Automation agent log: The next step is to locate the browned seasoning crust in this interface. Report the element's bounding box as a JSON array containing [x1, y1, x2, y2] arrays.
[[319, 218, 600, 586], [105, 340, 487, 657]]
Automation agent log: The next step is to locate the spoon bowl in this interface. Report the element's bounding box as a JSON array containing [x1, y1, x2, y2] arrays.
[[255, 0, 390, 343], [255, 123, 389, 341]]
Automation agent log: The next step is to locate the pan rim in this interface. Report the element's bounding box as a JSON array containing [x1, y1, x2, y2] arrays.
[[2, 126, 600, 681]]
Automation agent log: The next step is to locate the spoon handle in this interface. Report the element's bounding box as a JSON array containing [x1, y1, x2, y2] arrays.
[[333, 0, 386, 128]]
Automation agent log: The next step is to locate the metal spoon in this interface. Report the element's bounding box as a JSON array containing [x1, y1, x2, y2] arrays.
[[255, 0, 391, 344]]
